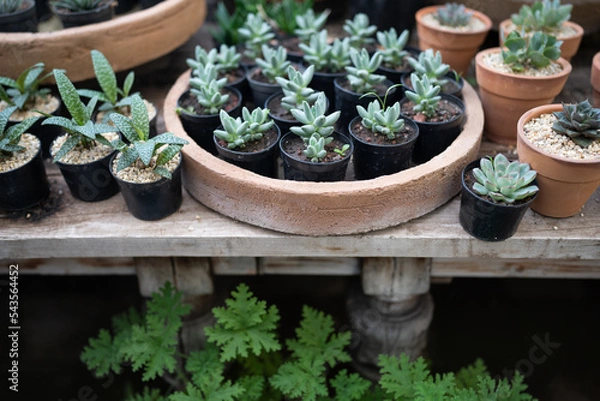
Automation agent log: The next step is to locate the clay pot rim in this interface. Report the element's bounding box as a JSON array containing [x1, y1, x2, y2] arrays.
[[517, 103, 600, 166], [499, 18, 585, 41], [475, 47, 572, 82], [591, 52, 600, 91], [416, 5, 493, 35]]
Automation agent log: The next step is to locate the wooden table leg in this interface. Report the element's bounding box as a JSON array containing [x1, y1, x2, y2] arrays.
[[348, 257, 434, 379]]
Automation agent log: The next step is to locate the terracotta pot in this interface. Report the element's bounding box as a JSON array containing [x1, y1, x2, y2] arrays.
[[415, 5, 492, 75], [592, 52, 600, 107], [499, 19, 584, 63], [475, 47, 571, 145], [516, 104, 600, 218]]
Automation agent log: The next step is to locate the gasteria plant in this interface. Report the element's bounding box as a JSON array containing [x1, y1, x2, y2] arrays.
[[433, 2, 473, 27], [300, 30, 351, 73], [376, 28, 410, 68], [0, 106, 39, 158], [238, 13, 276, 61], [472, 153, 539, 204], [255, 45, 291, 83], [501, 30, 562, 72], [294, 8, 330, 43], [408, 49, 450, 87], [214, 107, 274, 150], [346, 48, 386, 95], [0, 62, 54, 111], [109, 95, 188, 179], [275, 65, 319, 111], [343, 12, 377, 49], [404, 73, 441, 119], [551, 99, 600, 147], [511, 0, 572, 33]]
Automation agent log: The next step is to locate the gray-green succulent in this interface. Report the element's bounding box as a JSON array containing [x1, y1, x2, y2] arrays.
[[0, 0, 24, 14], [294, 8, 330, 43], [187, 63, 230, 115], [471, 153, 539, 204], [343, 13, 377, 49], [551, 100, 600, 148], [238, 13, 276, 61], [407, 49, 450, 87], [511, 0, 572, 33], [0, 62, 54, 111], [51, 0, 105, 11], [434, 3, 473, 28], [0, 106, 39, 158], [501, 30, 562, 72], [255, 45, 291, 83], [356, 100, 405, 140], [403, 73, 441, 119], [300, 30, 351, 73], [345, 48, 386, 95], [376, 28, 410, 68], [275, 65, 320, 112], [214, 107, 274, 150]]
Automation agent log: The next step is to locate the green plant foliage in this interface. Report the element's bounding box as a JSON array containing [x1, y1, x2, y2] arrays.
[[267, 0, 314, 35], [275, 65, 320, 112], [186, 63, 230, 115], [357, 100, 405, 140], [0, 0, 23, 13], [376, 28, 410, 68], [434, 2, 473, 27], [294, 8, 329, 43], [51, 0, 105, 11], [109, 95, 188, 179], [214, 107, 274, 150], [0, 62, 53, 110], [407, 49, 450, 87], [501, 31, 562, 72], [472, 153, 539, 204], [0, 106, 39, 158], [238, 13, 276, 61], [330, 370, 371, 401], [404, 73, 441, 119], [300, 30, 351, 73], [125, 387, 168, 401], [255, 45, 291, 83], [551, 99, 600, 147], [346, 48, 386, 95], [343, 13, 377, 49], [511, 0, 572, 32]]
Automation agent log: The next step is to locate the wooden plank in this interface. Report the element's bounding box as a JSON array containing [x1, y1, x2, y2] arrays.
[[212, 257, 258, 275], [0, 258, 135, 275], [260, 257, 360, 275]]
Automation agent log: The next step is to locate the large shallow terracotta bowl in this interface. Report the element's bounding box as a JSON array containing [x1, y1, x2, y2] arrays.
[[0, 0, 206, 82], [164, 71, 484, 236]]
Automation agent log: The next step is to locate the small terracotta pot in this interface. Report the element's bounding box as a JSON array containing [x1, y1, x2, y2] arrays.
[[475, 48, 571, 145], [415, 5, 492, 75], [591, 52, 600, 107], [516, 104, 600, 218], [499, 19, 584, 63]]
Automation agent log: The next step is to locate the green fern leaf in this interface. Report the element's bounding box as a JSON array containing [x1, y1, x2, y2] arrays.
[[80, 329, 124, 377], [378, 354, 431, 400], [125, 387, 168, 401], [269, 357, 327, 401], [331, 369, 371, 401]]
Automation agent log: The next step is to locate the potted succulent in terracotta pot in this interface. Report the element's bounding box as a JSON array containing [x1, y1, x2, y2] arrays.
[[459, 153, 539, 241], [108, 95, 188, 221], [0, 106, 48, 211], [415, 2, 492, 75], [0, 0, 37, 32], [0, 62, 62, 158], [400, 73, 465, 164], [247, 45, 295, 109], [350, 94, 419, 180], [592, 52, 600, 107], [500, 0, 584, 63], [402, 48, 463, 98], [517, 100, 600, 218], [213, 107, 281, 178], [43, 69, 120, 202], [177, 63, 242, 155], [475, 31, 571, 145], [375, 27, 420, 84], [50, 0, 115, 28], [280, 93, 353, 181]]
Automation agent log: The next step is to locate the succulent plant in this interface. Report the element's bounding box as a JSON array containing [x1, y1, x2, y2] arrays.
[[275, 65, 320, 112], [187, 63, 230, 115], [0, 0, 24, 14], [214, 107, 274, 150], [376, 28, 410, 68], [343, 13, 377, 49], [255, 45, 291, 83], [404, 73, 441, 119], [434, 2, 473, 28], [300, 30, 351, 73], [41, 69, 116, 162], [511, 0, 572, 33], [267, 0, 314, 35], [471, 153, 539, 204], [345, 48, 386, 95], [294, 8, 330, 43], [109, 95, 188, 179], [238, 13, 276, 61], [356, 100, 405, 140], [51, 0, 105, 11], [186, 46, 218, 70], [0, 62, 54, 111], [501, 31, 562, 72], [407, 49, 450, 87], [0, 106, 39, 158], [187, 44, 241, 75], [78, 50, 137, 114], [551, 100, 600, 148]]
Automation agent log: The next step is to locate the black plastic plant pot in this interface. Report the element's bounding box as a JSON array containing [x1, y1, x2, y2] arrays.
[[114, 0, 135, 14], [36, 0, 52, 22], [348, 116, 419, 180], [348, 0, 424, 32], [375, 46, 421, 85], [279, 131, 353, 182], [213, 125, 281, 178], [309, 69, 345, 113], [177, 88, 242, 156], [334, 77, 399, 136], [0, 143, 49, 211], [54, 0, 114, 28], [110, 154, 183, 221], [265, 92, 301, 138], [400, 94, 465, 165], [401, 71, 464, 99], [225, 72, 250, 108], [55, 149, 120, 202], [247, 67, 283, 109], [140, 0, 163, 8], [459, 160, 538, 241], [0, 0, 37, 32]]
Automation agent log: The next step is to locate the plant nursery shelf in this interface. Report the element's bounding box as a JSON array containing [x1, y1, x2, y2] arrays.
[[164, 71, 485, 236], [0, 0, 206, 82]]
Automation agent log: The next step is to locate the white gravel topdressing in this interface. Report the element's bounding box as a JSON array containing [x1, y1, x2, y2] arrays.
[[0, 95, 60, 120], [482, 51, 563, 77], [112, 150, 181, 184], [0, 134, 40, 173], [51, 132, 119, 165], [522, 113, 600, 160]]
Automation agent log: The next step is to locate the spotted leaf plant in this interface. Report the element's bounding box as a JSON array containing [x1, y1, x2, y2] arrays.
[[472, 153, 539, 204], [275, 65, 320, 112], [214, 107, 274, 150], [0, 62, 54, 111], [0, 106, 39, 158], [501, 30, 562, 72], [346, 48, 386, 95], [109, 94, 188, 179], [551, 99, 600, 148], [403, 73, 442, 119]]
